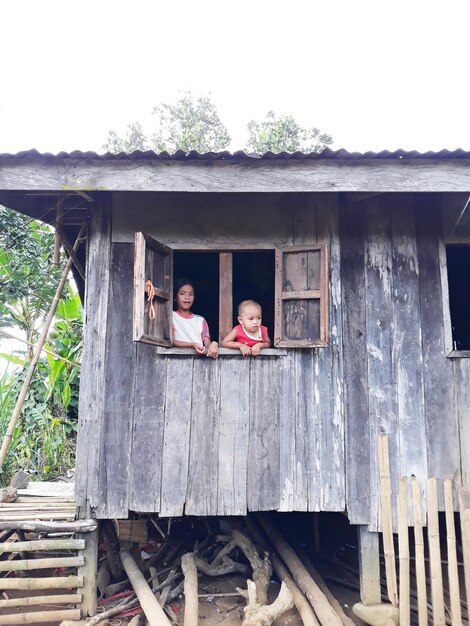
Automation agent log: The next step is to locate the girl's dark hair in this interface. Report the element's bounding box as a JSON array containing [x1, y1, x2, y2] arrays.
[[174, 277, 196, 293]]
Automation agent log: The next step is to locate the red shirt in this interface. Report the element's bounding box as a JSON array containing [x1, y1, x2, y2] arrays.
[[235, 324, 268, 348]]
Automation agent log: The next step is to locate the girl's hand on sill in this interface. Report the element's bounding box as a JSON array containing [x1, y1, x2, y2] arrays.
[[193, 342, 206, 355], [206, 341, 219, 359]]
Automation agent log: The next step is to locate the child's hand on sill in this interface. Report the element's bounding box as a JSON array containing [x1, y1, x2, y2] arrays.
[[239, 343, 252, 357]]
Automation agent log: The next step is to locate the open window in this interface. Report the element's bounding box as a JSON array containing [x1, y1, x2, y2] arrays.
[[133, 233, 328, 350], [275, 245, 328, 347], [133, 232, 173, 346], [446, 244, 470, 352]]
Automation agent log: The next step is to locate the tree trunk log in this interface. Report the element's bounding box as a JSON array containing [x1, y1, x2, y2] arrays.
[[256, 513, 343, 626]]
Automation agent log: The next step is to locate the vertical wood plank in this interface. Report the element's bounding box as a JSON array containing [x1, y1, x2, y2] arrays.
[[397, 477, 410, 626], [129, 343, 166, 512], [186, 359, 220, 515], [427, 478, 445, 626], [444, 480, 462, 626], [340, 199, 370, 524], [390, 197, 427, 495], [412, 478, 428, 626], [248, 358, 280, 511], [96, 243, 136, 518], [366, 201, 398, 531], [217, 358, 249, 515], [219, 253, 233, 342], [317, 196, 345, 511], [279, 352, 304, 511], [415, 196, 459, 484], [76, 197, 111, 516], [454, 359, 470, 488], [159, 358, 193, 517], [300, 350, 317, 512]]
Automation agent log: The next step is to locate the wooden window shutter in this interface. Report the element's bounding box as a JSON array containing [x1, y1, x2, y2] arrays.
[[274, 244, 328, 347], [133, 232, 173, 346]]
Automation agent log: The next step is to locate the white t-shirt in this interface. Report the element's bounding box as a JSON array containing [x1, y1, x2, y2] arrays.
[[172, 311, 208, 346]]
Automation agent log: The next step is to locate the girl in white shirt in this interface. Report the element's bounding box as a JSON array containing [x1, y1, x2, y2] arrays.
[[172, 278, 219, 358]]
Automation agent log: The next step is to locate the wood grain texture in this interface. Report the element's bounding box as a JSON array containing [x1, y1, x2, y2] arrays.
[[217, 358, 249, 515], [247, 358, 280, 511], [415, 196, 459, 486], [365, 202, 398, 531], [129, 343, 166, 512], [454, 359, 470, 488], [185, 360, 220, 515], [390, 196, 427, 496], [96, 243, 137, 518], [3, 157, 470, 193], [159, 358, 193, 517], [317, 196, 345, 511], [76, 196, 111, 516], [340, 199, 370, 524]]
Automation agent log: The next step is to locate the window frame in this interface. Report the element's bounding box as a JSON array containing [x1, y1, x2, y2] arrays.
[[274, 244, 329, 348], [133, 236, 329, 351], [133, 232, 173, 347], [440, 237, 470, 358]]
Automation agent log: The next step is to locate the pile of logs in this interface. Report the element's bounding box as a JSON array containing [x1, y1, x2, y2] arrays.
[[86, 513, 355, 626]]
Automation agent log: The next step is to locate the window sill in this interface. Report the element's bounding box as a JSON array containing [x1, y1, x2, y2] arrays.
[[447, 350, 470, 358], [156, 347, 287, 357]]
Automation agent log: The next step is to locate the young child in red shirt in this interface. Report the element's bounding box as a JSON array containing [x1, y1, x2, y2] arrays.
[[222, 300, 271, 356]]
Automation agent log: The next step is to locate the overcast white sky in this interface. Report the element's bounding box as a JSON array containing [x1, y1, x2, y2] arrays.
[[0, 0, 469, 154]]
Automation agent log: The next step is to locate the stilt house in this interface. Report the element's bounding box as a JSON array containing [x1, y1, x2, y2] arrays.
[[1, 148, 470, 537]]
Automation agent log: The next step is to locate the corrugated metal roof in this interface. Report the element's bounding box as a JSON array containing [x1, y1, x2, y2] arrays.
[[1, 148, 470, 161]]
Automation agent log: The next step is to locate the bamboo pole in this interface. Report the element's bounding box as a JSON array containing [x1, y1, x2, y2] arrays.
[[0, 594, 82, 608], [458, 487, 470, 609], [0, 328, 81, 368], [444, 480, 462, 626], [0, 519, 96, 532], [0, 539, 84, 553], [411, 478, 428, 626], [0, 575, 83, 590], [377, 435, 398, 606], [0, 224, 86, 471], [397, 476, 410, 626], [427, 478, 446, 625], [0, 555, 84, 572], [0, 609, 80, 624], [120, 548, 172, 626]]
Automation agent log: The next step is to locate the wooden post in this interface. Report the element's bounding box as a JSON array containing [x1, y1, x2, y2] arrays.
[[53, 201, 64, 265], [181, 553, 198, 626], [0, 224, 86, 471], [219, 252, 233, 342], [411, 478, 427, 626], [427, 478, 445, 626], [444, 480, 462, 625], [78, 526, 98, 617], [377, 435, 398, 606], [397, 477, 410, 626], [357, 525, 381, 606]]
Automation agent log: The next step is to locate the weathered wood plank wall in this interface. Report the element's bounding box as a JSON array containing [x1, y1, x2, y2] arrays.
[[76, 191, 468, 524]]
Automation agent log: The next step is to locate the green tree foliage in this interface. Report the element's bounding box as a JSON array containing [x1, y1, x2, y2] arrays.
[[0, 208, 63, 358], [0, 208, 82, 483], [103, 92, 231, 154], [246, 111, 333, 154]]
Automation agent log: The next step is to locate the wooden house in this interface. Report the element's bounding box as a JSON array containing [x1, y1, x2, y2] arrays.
[[1, 149, 470, 563]]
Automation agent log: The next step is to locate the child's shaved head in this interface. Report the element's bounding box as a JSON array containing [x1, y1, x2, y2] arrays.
[[238, 300, 262, 315]]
